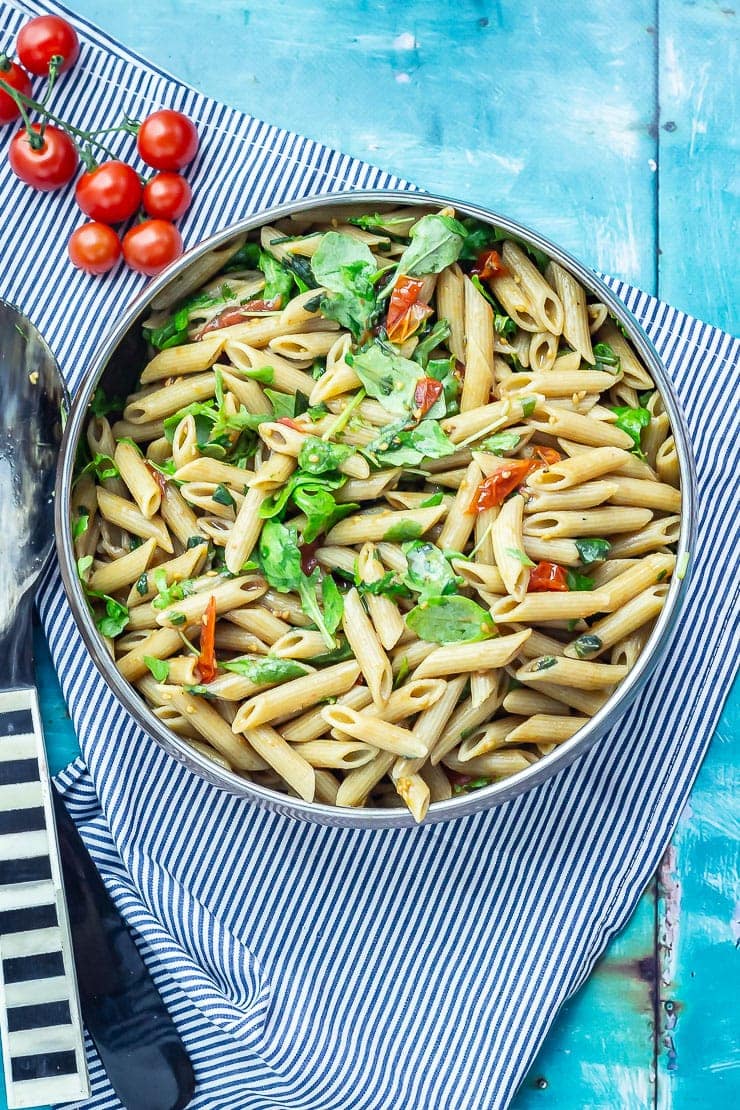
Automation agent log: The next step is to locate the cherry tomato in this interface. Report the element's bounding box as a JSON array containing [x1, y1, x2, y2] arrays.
[[75, 161, 143, 223], [414, 376, 444, 415], [386, 275, 433, 342], [68, 222, 121, 275], [467, 458, 538, 512], [197, 595, 218, 683], [528, 561, 569, 592], [0, 60, 32, 126], [137, 110, 199, 171], [471, 249, 508, 280], [9, 124, 77, 191], [122, 219, 182, 276], [17, 15, 80, 76], [142, 172, 192, 220], [530, 446, 562, 467]]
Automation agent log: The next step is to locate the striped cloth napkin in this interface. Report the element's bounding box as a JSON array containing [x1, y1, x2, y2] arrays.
[[2, 2, 738, 1107]]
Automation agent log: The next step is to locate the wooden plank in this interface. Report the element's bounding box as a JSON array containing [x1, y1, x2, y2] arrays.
[[76, 0, 658, 288], [657, 1, 738, 330]]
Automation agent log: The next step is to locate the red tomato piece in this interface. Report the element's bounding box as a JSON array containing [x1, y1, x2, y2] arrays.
[[531, 446, 562, 466], [414, 376, 444, 415], [137, 110, 199, 171], [68, 222, 121, 275], [142, 172, 192, 221], [122, 219, 182, 276], [17, 15, 80, 75], [75, 161, 142, 224], [8, 124, 77, 191], [0, 60, 32, 126], [471, 249, 508, 280], [197, 595, 218, 683], [467, 458, 537, 512], [386, 275, 433, 342], [528, 561, 569, 592]]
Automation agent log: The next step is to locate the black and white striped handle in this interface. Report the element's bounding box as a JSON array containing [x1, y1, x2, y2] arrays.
[[0, 687, 89, 1108]]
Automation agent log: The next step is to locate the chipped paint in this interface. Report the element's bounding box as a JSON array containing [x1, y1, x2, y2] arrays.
[[658, 845, 682, 986], [393, 32, 417, 50]]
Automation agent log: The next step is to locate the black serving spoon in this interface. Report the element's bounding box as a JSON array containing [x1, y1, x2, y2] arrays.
[[0, 299, 195, 1110]]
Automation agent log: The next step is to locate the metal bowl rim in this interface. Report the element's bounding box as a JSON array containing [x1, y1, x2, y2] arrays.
[[55, 187, 697, 828]]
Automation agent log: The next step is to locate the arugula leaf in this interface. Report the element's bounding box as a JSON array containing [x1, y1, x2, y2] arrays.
[[321, 574, 344, 636], [258, 250, 295, 305], [212, 483, 236, 507], [384, 520, 424, 542], [312, 231, 376, 289], [406, 596, 494, 644], [426, 356, 460, 416], [592, 342, 621, 373], [458, 217, 497, 260], [355, 571, 412, 599], [151, 568, 195, 611], [566, 570, 595, 591], [72, 509, 89, 539], [494, 312, 516, 337], [257, 520, 303, 592], [144, 287, 233, 351], [347, 344, 420, 415], [78, 452, 119, 482], [402, 541, 462, 602], [368, 418, 457, 467], [479, 431, 521, 455], [96, 596, 129, 639], [300, 567, 339, 649], [281, 253, 319, 293], [348, 213, 414, 234], [135, 572, 149, 596], [293, 483, 356, 543], [505, 547, 536, 567], [298, 436, 354, 474], [612, 405, 650, 454], [89, 386, 123, 417], [533, 655, 557, 671], [575, 537, 611, 564], [77, 555, 93, 578], [309, 640, 356, 665], [396, 213, 467, 276], [573, 633, 603, 659], [420, 491, 444, 507], [311, 232, 378, 338], [412, 318, 452, 367], [521, 396, 537, 417], [393, 655, 410, 688], [222, 655, 308, 683], [237, 364, 274, 383], [143, 656, 170, 682], [490, 226, 549, 272], [263, 389, 296, 420], [222, 241, 261, 272]]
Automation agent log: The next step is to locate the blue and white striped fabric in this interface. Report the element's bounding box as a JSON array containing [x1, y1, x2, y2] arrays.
[[2, 3, 738, 1107]]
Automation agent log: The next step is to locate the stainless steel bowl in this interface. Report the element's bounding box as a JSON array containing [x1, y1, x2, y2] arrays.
[[55, 190, 697, 827]]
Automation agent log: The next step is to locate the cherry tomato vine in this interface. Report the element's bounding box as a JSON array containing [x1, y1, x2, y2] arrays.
[[0, 15, 199, 276]]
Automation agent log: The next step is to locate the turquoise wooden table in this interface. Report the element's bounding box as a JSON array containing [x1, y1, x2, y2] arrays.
[[13, 2, 740, 1107]]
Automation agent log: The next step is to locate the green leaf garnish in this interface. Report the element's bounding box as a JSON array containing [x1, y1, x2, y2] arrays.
[[143, 656, 170, 682], [574, 538, 611, 565], [406, 595, 495, 644]]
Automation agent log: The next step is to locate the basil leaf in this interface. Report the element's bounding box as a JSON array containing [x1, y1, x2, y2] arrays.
[[566, 570, 595, 591], [405, 596, 495, 644], [612, 405, 651, 454], [402, 541, 461, 602], [347, 344, 420, 415], [396, 213, 466, 276], [383, 520, 424, 542], [222, 655, 308, 683], [575, 538, 612, 565], [143, 656, 170, 682], [298, 436, 354, 474], [479, 431, 521, 455]]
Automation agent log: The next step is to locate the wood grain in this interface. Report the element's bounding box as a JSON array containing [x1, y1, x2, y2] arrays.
[[21, 3, 738, 1110]]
